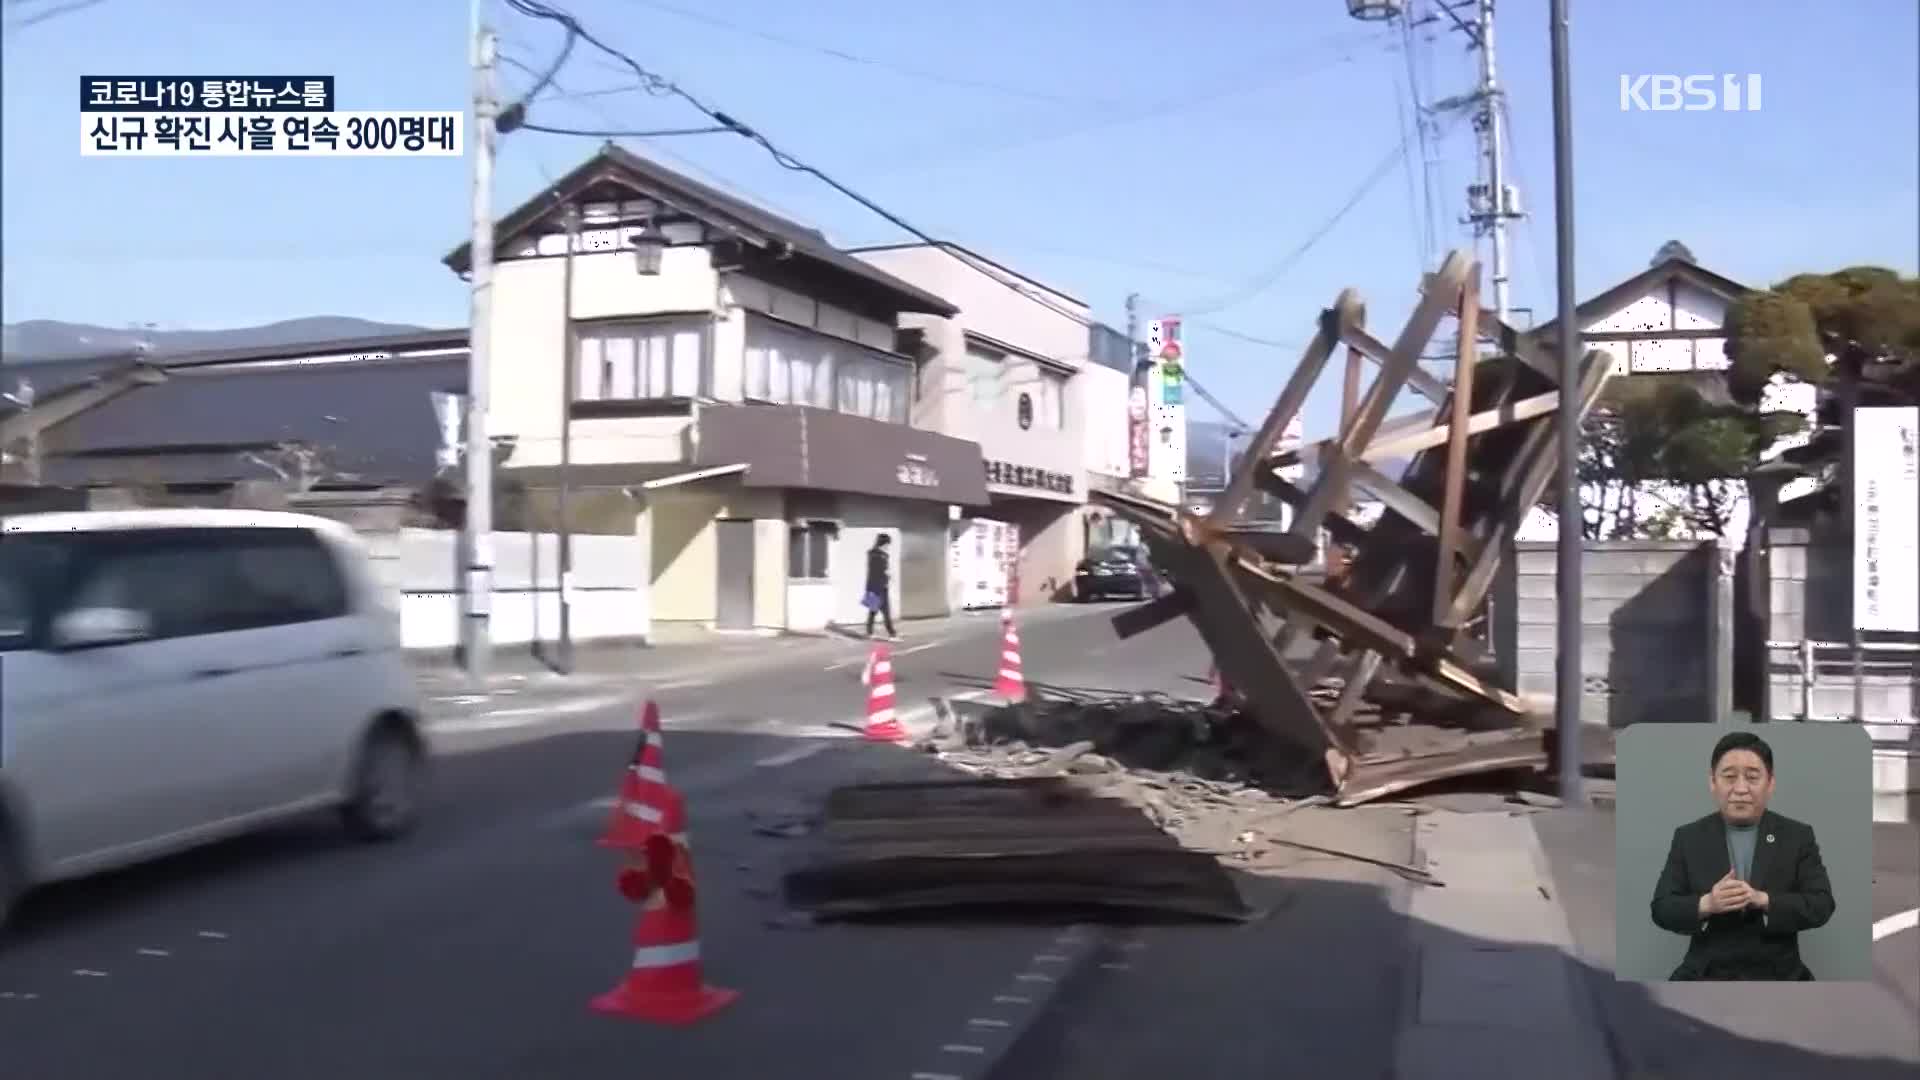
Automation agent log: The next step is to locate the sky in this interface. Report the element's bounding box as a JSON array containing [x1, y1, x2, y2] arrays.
[[2, 0, 1916, 439]]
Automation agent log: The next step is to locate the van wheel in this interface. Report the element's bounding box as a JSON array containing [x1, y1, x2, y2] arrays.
[[341, 727, 423, 842]]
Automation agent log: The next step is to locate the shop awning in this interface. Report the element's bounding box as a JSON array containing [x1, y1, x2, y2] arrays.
[[696, 404, 990, 507]]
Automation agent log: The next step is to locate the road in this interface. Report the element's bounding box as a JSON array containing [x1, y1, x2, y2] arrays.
[[5, 603, 1915, 1079], [0, 604, 1255, 1079]]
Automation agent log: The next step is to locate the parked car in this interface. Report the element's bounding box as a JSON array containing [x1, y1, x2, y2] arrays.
[[1074, 544, 1161, 602], [0, 509, 427, 931]]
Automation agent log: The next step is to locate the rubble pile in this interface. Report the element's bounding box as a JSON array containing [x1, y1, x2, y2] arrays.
[[916, 692, 1349, 856]]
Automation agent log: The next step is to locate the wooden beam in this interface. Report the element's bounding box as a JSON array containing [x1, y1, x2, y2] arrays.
[[1339, 323, 1451, 405], [1288, 251, 1473, 542], [1168, 540, 1344, 755], [1273, 389, 1562, 469], [1256, 473, 1371, 547], [1433, 269, 1481, 626], [1110, 588, 1193, 640], [1208, 295, 1349, 526], [1353, 460, 1442, 536], [1444, 348, 1614, 623], [1479, 309, 1560, 382]]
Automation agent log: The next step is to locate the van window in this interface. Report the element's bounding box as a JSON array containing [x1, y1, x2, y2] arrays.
[[60, 526, 351, 641], [0, 533, 78, 651]]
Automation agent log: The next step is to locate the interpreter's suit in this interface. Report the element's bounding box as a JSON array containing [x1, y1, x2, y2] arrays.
[[1649, 809, 1835, 981]]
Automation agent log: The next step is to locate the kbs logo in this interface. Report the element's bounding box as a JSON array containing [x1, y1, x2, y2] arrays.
[[1619, 74, 1762, 112]]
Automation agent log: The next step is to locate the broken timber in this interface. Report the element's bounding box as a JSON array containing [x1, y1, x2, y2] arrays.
[[781, 778, 1252, 922], [1093, 251, 1612, 807]]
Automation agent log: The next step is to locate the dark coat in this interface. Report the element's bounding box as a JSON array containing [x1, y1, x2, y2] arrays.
[[864, 546, 890, 596], [1649, 809, 1835, 981]]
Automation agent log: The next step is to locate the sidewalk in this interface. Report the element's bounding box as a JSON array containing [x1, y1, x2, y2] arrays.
[[1532, 806, 1920, 1078], [1394, 808, 1614, 1080], [410, 604, 1098, 697]]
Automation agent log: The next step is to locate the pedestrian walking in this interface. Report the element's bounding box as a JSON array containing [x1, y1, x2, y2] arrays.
[[863, 534, 897, 640]]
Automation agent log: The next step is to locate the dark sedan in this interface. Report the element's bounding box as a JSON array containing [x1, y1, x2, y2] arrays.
[[1074, 544, 1159, 602]]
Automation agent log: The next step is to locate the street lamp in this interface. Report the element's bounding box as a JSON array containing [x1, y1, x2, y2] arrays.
[[1345, 0, 1404, 20], [631, 220, 666, 276]]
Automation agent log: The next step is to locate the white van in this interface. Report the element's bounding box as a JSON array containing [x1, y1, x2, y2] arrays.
[[0, 509, 428, 927]]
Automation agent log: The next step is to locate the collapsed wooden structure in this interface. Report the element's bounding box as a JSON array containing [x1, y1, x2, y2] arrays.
[[1094, 250, 1614, 806]]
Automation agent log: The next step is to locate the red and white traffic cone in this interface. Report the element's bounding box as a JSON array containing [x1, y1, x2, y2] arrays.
[[592, 832, 739, 1025], [599, 701, 688, 850], [863, 641, 908, 742], [994, 609, 1027, 703]]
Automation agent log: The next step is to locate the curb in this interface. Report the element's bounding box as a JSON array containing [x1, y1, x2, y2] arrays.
[[901, 923, 1124, 1080]]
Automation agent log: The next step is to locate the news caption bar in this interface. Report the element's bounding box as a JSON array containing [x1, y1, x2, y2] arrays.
[[80, 76, 462, 157]]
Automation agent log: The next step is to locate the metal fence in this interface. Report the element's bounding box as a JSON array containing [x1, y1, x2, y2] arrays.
[[1764, 638, 1920, 723]]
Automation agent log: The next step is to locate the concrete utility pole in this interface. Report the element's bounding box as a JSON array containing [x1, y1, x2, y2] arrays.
[[461, 0, 498, 684], [1124, 292, 1140, 366], [1549, 0, 1585, 804], [1433, 0, 1525, 319]]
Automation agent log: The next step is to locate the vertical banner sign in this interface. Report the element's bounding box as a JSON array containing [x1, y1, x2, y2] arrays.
[[1146, 318, 1188, 488], [1853, 406, 1919, 632]]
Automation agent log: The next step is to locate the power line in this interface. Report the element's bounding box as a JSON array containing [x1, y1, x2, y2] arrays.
[[874, 34, 1400, 177], [495, 0, 1415, 440], [519, 120, 731, 138], [3, 0, 107, 31], [620, 0, 1125, 109], [1175, 135, 1414, 318], [500, 0, 1112, 337], [498, 55, 650, 104]]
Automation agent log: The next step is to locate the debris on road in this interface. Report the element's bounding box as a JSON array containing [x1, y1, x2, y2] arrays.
[[1089, 251, 1618, 806], [781, 777, 1253, 924]]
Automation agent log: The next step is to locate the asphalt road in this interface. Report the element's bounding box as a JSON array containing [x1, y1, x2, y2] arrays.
[[0, 603, 1233, 1080]]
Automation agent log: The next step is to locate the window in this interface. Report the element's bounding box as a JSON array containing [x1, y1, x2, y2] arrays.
[[965, 343, 1004, 404], [746, 317, 912, 424], [575, 319, 706, 401], [60, 527, 350, 641], [1035, 369, 1067, 429], [787, 522, 833, 580]]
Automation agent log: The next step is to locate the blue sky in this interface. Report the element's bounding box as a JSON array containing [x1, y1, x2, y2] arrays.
[[2, 0, 1915, 436]]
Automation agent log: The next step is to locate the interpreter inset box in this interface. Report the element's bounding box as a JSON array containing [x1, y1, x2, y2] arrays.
[[1614, 723, 1872, 982]]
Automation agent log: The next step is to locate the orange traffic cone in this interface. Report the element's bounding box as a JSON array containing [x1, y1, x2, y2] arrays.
[[863, 641, 908, 742], [994, 609, 1027, 703], [599, 701, 688, 850], [592, 832, 739, 1025]]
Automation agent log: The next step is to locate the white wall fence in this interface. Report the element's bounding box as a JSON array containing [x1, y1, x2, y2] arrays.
[[360, 528, 649, 652]]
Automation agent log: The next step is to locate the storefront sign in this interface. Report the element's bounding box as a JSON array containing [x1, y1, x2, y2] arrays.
[[985, 459, 1075, 495], [1127, 383, 1150, 477], [1853, 405, 1919, 632]]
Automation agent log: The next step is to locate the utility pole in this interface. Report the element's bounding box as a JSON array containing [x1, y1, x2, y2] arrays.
[[1124, 292, 1140, 366], [1418, 0, 1522, 319], [1433, 0, 1523, 319], [1549, 0, 1585, 805], [461, 0, 498, 684], [557, 204, 579, 674]]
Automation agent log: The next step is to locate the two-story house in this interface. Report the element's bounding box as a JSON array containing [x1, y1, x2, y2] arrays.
[[1515, 242, 1810, 547], [849, 243, 1093, 606], [444, 145, 990, 636]]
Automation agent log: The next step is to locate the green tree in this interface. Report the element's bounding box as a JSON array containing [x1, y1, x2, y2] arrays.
[[1577, 376, 1804, 539], [1724, 266, 1920, 516]]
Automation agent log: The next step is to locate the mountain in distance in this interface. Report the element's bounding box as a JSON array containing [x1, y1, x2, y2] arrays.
[[1, 316, 432, 364]]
